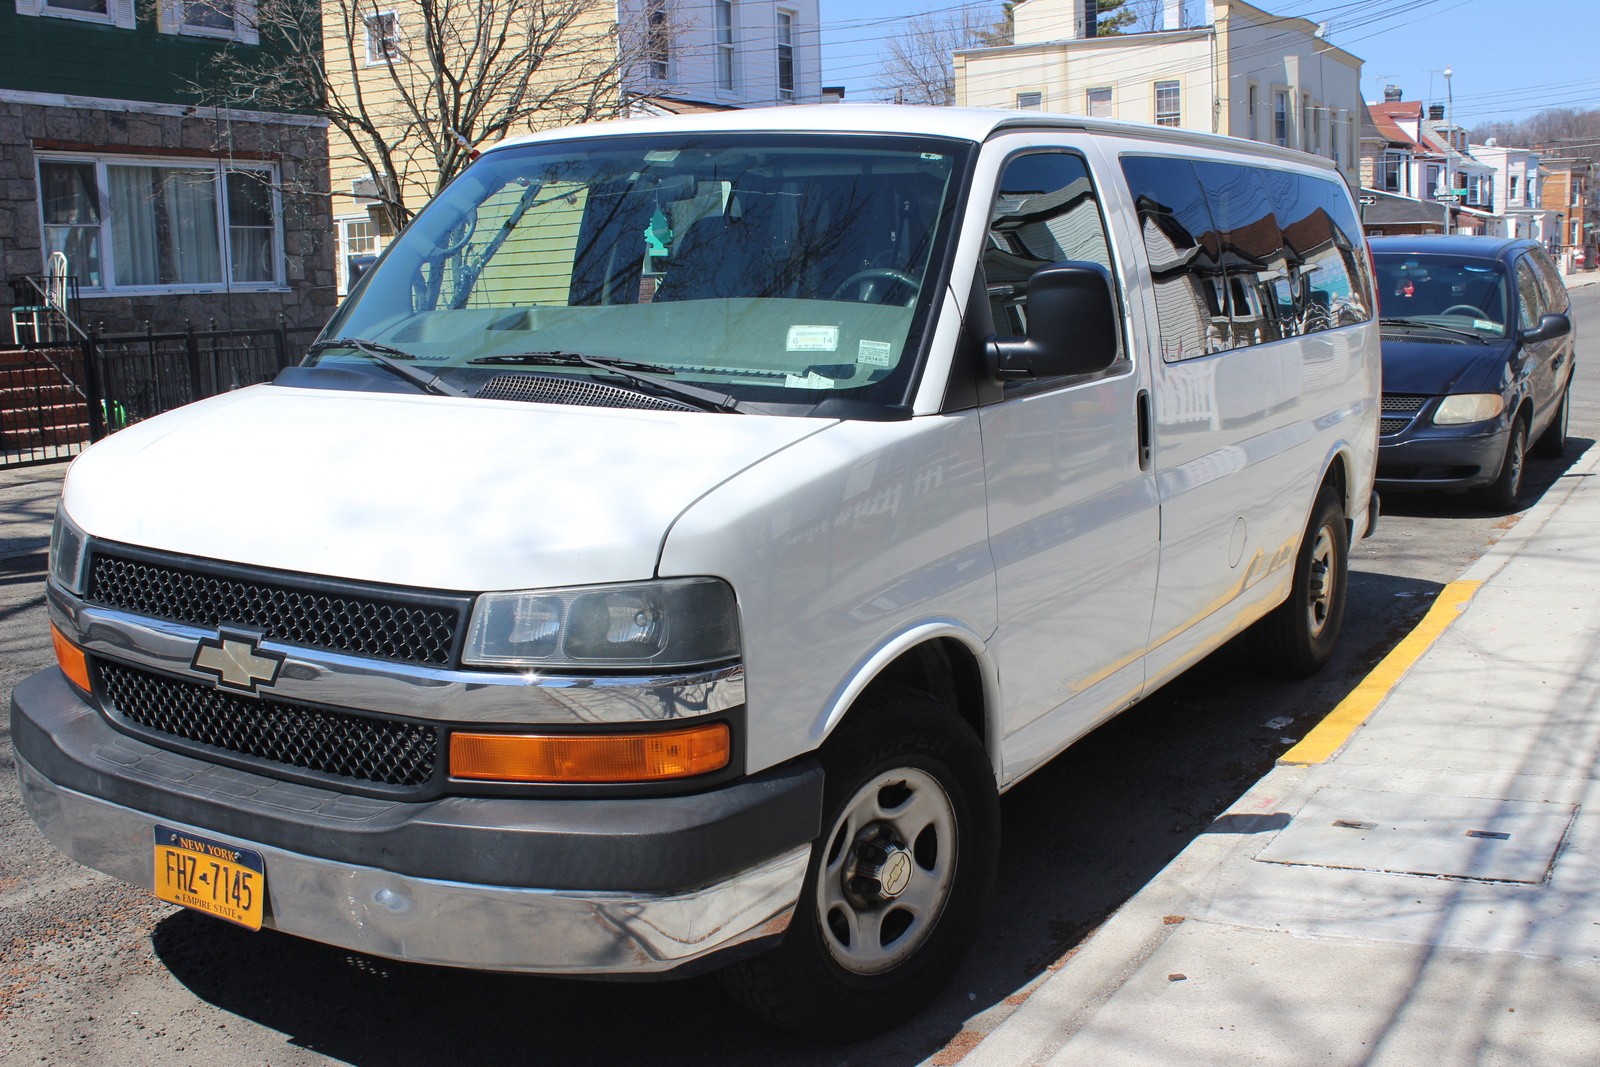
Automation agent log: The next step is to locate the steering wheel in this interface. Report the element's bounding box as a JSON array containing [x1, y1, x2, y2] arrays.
[[1440, 304, 1489, 319], [831, 268, 919, 306]]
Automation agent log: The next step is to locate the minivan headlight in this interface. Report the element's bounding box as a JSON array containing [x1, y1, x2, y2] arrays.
[[50, 506, 88, 595], [1433, 394, 1505, 426], [464, 577, 740, 669]]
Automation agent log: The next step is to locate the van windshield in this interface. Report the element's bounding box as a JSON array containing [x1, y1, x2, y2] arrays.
[[318, 133, 970, 414]]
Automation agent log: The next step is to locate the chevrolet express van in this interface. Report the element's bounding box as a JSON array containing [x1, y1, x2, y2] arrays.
[[15, 106, 1378, 1037]]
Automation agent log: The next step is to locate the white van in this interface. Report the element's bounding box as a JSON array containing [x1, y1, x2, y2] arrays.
[[16, 106, 1378, 1038]]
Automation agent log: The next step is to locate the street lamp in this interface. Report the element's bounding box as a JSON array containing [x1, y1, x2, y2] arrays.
[[1443, 65, 1453, 235]]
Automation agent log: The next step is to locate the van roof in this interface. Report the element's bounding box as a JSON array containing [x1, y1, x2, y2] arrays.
[[488, 103, 1339, 173]]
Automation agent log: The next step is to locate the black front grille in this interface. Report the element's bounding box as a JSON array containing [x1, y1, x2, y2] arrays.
[[1380, 417, 1411, 437], [98, 661, 439, 789], [1382, 394, 1428, 413], [87, 549, 467, 666]]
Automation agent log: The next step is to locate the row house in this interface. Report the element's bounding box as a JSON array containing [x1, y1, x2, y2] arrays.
[[952, 0, 1364, 188], [0, 0, 336, 334], [1359, 89, 1494, 236], [1472, 141, 1560, 247], [329, 0, 824, 295], [1538, 156, 1595, 271]]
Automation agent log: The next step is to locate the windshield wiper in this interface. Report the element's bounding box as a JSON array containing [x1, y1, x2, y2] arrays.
[[1379, 317, 1488, 342], [306, 337, 469, 398], [468, 351, 740, 413]]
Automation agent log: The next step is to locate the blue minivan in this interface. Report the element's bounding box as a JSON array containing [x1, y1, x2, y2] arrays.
[[1370, 235, 1575, 508]]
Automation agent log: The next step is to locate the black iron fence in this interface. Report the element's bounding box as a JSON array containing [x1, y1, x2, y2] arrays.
[[0, 321, 320, 469]]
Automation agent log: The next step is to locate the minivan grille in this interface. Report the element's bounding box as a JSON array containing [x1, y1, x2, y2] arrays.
[[87, 549, 466, 666], [1382, 394, 1428, 413], [98, 661, 439, 788]]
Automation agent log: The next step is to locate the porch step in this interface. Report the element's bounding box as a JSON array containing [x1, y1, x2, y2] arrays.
[[1, 420, 89, 448]]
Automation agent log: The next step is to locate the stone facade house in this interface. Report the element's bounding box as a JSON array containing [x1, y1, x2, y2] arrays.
[[0, 0, 335, 336]]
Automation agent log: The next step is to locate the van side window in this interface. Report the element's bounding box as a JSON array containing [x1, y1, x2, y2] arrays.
[[1258, 170, 1372, 331], [1192, 161, 1287, 349], [1528, 247, 1569, 314], [1514, 256, 1545, 330], [1119, 155, 1225, 361], [986, 151, 1119, 356]]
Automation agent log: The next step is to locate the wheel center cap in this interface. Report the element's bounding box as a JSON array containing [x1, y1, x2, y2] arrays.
[[879, 849, 913, 898]]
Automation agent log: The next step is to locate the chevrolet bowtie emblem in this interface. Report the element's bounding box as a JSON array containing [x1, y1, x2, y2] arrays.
[[191, 630, 285, 694]]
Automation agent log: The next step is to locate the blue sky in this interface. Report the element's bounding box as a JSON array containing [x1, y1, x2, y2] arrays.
[[817, 0, 1600, 125]]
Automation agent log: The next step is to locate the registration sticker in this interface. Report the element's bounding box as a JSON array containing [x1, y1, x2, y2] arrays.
[[154, 826, 265, 930], [786, 325, 840, 352], [857, 340, 894, 367]]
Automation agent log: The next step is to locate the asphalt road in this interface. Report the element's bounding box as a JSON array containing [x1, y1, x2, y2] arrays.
[[3, 284, 1597, 1066]]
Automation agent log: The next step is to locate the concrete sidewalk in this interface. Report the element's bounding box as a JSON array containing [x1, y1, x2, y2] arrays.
[[957, 448, 1600, 1063], [0, 459, 68, 562]]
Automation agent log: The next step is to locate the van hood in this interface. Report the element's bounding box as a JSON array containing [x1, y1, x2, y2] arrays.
[[63, 385, 828, 591], [1379, 336, 1514, 396]]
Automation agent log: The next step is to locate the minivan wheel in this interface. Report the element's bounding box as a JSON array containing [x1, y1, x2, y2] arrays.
[[1482, 418, 1528, 511], [1532, 387, 1569, 459], [719, 689, 998, 1040], [1250, 485, 1348, 678]]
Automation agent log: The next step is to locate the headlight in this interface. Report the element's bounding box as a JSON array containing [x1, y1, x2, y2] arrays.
[[49, 506, 88, 595], [464, 577, 740, 669], [1432, 393, 1505, 426]]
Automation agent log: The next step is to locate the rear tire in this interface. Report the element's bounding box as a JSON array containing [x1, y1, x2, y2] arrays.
[[1250, 485, 1348, 678], [719, 688, 998, 1040], [1482, 417, 1528, 511], [1532, 387, 1569, 459]]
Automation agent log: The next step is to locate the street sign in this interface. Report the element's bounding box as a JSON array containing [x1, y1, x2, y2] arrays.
[[1359, 196, 1377, 206], [1438, 195, 1462, 203]]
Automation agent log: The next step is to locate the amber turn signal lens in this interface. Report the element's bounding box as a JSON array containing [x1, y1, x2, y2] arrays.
[[450, 723, 731, 783], [51, 623, 91, 692]]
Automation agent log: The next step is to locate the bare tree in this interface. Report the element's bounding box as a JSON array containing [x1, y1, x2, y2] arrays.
[[877, 4, 1014, 107], [203, 0, 660, 230]]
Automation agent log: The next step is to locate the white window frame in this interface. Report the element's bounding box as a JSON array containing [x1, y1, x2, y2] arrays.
[[1272, 88, 1289, 147], [1154, 80, 1180, 127], [156, 0, 258, 45], [35, 151, 285, 295], [336, 213, 384, 296], [1086, 86, 1112, 118], [713, 0, 736, 94], [15, 0, 134, 28], [365, 10, 402, 65], [1015, 91, 1043, 111], [1246, 81, 1258, 138], [645, 0, 670, 80], [775, 8, 795, 101]]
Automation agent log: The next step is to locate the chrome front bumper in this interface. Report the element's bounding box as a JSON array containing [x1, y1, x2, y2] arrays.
[[17, 752, 808, 974]]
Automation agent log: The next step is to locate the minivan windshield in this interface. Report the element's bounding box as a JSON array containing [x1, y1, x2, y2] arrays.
[[317, 133, 970, 414], [1373, 253, 1511, 339]]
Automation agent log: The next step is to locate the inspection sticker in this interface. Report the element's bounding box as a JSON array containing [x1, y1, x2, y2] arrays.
[[786, 325, 840, 352], [857, 340, 894, 367], [784, 371, 837, 389]]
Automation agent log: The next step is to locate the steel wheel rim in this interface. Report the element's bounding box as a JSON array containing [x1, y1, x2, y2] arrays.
[[816, 766, 958, 975], [1508, 428, 1525, 494], [1306, 525, 1336, 638]]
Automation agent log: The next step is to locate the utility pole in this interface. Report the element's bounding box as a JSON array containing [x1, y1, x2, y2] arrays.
[[1443, 65, 1453, 236]]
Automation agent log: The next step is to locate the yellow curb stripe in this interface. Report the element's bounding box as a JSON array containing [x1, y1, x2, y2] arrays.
[[1279, 579, 1483, 765]]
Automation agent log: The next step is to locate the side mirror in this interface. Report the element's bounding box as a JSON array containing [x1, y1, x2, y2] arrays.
[[1522, 312, 1571, 344], [988, 262, 1119, 382]]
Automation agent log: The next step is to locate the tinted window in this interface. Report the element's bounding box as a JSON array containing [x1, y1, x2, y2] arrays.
[[986, 152, 1119, 361], [1514, 257, 1545, 330], [1120, 155, 1225, 361], [1527, 247, 1570, 314], [1193, 161, 1289, 347], [1259, 169, 1373, 331]]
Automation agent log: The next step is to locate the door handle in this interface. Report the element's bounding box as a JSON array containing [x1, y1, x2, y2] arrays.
[[1136, 389, 1152, 471]]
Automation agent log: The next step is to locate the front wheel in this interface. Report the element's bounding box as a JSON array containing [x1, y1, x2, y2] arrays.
[[720, 689, 998, 1039], [1250, 485, 1349, 678], [1481, 418, 1528, 511]]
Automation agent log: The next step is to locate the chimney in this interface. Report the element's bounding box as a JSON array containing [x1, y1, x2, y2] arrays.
[[1163, 0, 1183, 29], [1428, 103, 1446, 121], [1383, 85, 1402, 102]]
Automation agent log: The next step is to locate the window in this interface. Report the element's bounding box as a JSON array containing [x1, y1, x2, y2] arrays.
[[1273, 90, 1289, 147], [1086, 87, 1112, 118], [338, 216, 381, 296], [1247, 83, 1258, 137], [365, 11, 401, 64], [1121, 154, 1371, 360], [1514, 257, 1545, 331], [1380, 151, 1405, 193], [1154, 81, 1180, 127], [1016, 91, 1043, 111], [646, 0, 670, 79], [714, 0, 735, 92], [1509, 175, 1520, 204], [36, 155, 281, 292], [18, 0, 134, 27], [985, 151, 1118, 356], [156, 0, 258, 43], [776, 10, 795, 100], [1301, 94, 1312, 150]]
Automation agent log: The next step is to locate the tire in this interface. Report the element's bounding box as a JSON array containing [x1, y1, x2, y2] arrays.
[[1250, 485, 1349, 678], [1532, 386, 1570, 459], [719, 688, 999, 1040], [1481, 417, 1528, 511]]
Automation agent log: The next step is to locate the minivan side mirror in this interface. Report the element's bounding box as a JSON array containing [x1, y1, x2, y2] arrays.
[[1522, 312, 1571, 344], [988, 262, 1119, 382]]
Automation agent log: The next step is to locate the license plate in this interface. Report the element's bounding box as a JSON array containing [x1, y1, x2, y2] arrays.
[[153, 826, 265, 930]]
